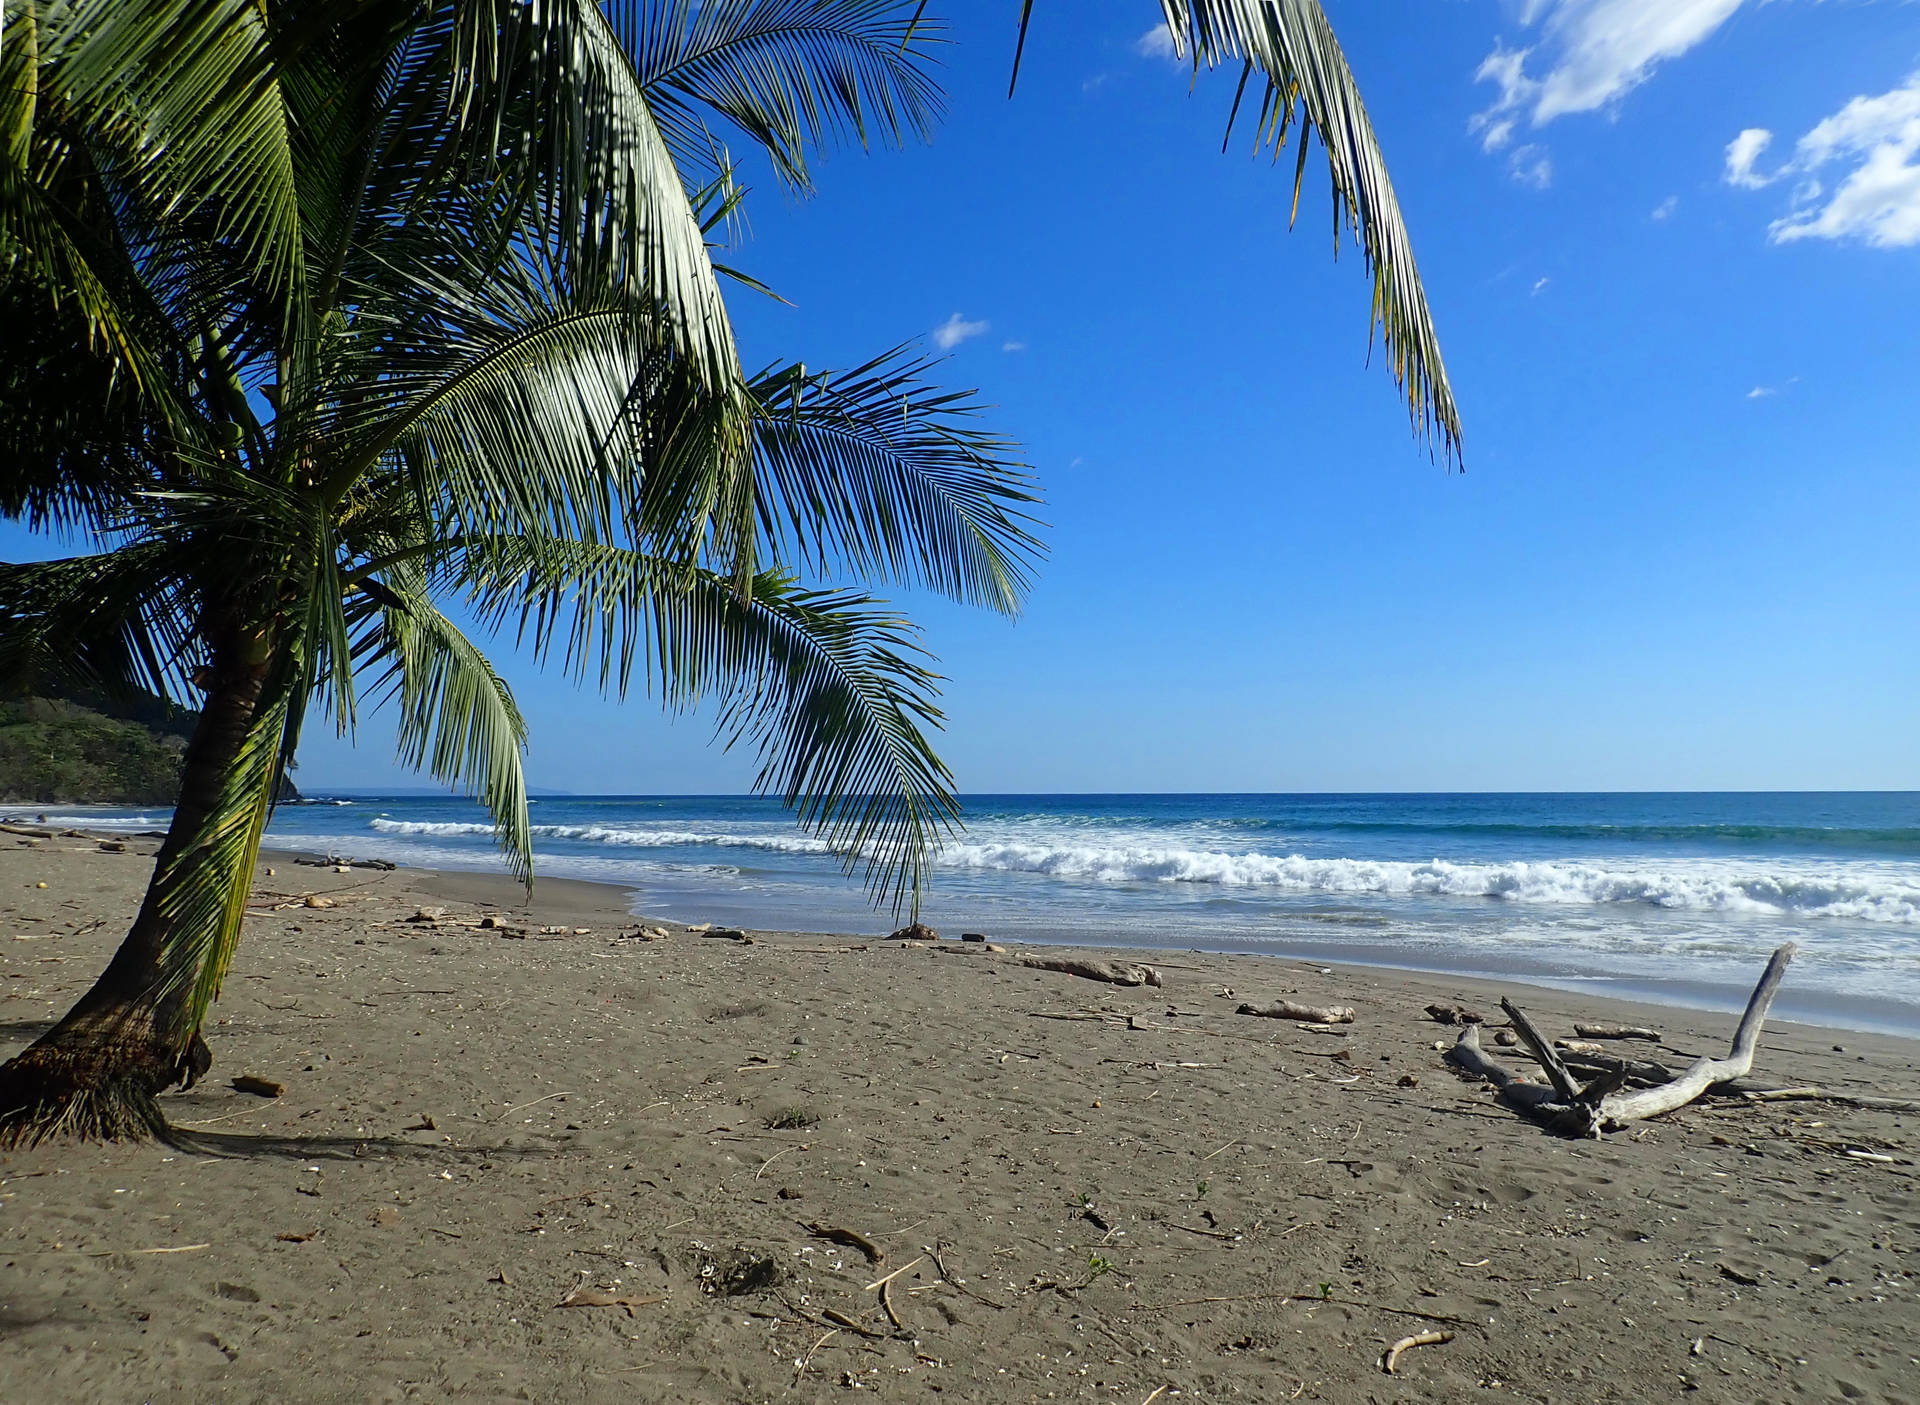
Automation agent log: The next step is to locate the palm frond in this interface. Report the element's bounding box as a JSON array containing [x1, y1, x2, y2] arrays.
[[746, 349, 1044, 613], [358, 584, 531, 883], [0, 547, 202, 704], [1157, 0, 1460, 460], [444, 0, 743, 390], [619, 0, 946, 193], [11, 0, 304, 313], [462, 538, 955, 913]]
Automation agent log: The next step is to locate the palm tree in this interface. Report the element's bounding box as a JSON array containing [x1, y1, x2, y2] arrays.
[[0, 0, 1458, 1147], [0, 0, 1041, 1144]]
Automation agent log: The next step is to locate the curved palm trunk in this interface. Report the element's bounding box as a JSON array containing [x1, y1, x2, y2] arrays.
[[0, 627, 284, 1145]]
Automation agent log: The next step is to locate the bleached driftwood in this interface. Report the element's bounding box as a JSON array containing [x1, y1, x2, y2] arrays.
[[1446, 945, 1795, 1137], [1737, 1086, 1920, 1113], [1021, 957, 1163, 987], [1552, 1042, 1676, 1086], [1573, 1022, 1662, 1041], [1237, 999, 1356, 1025]]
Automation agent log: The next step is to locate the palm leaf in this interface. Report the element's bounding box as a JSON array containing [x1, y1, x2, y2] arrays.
[[621, 0, 946, 193], [1009, 1, 1461, 462], [746, 349, 1044, 613], [358, 584, 532, 882], [461, 538, 954, 913]]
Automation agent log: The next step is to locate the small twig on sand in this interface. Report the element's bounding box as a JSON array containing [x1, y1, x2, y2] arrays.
[[1382, 1329, 1454, 1373], [925, 1244, 1009, 1309], [1134, 1292, 1472, 1326], [1138, 1387, 1168, 1405], [756, 1146, 800, 1179], [879, 1277, 905, 1331], [498, 1091, 571, 1120], [794, 1328, 840, 1380], [863, 1256, 925, 1293], [85, 1243, 211, 1256]]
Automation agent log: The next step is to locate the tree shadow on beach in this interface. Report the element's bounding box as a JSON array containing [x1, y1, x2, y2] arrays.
[[164, 1126, 564, 1163], [0, 1019, 54, 1048]]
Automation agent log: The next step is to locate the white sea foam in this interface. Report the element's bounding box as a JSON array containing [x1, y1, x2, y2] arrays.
[[368, 817, 835, 854], [361, 816, 1920, 925], [936, 842, 1920, 923]]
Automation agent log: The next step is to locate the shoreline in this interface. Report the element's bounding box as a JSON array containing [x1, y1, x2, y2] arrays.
[[5, 838, 1919, 1402], [316, 843, 1920, 1043]]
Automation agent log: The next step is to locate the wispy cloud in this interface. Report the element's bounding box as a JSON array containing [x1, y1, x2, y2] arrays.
[[1651, 194, 1679, 221], [1746, 384, 1776, 399], [1531, 276, 1552, 296], [1509, 145, 1554, 189], [932, 312, 989, 350], [1135, 25, 1176, 61], [1001, 340, 1026, 353], [1724, 127, 1774, 189], [1725, 70, 1920, 248], [1472, 1, 1748, 177]]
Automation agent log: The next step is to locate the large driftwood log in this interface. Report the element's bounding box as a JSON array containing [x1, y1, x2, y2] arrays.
[[1020, 957, 1163, 987], [1237, 999, 1356, 1025], [1446, 945, 1795, 1137]]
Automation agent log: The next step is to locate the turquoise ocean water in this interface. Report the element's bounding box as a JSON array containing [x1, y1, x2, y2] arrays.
[[28, 792, 1920, 1034]]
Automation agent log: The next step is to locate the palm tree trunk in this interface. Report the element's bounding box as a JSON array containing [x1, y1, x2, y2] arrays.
[[0, 626, 280, 1145]]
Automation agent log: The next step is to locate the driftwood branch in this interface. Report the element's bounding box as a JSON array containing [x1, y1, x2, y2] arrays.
[[1021, 957, 1163, 988], [1573, 1022, 1662, 1041], [1446, 945, 1795, 1137], [1595, 944, 1793, 1127], [1236, 999, 1356, 1024], [1737, 1087, 1920, 1114]]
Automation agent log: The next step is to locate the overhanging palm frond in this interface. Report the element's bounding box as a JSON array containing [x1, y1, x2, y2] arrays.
[[444, 0, 743, 391], [358, 586, 532, 883], [1159, 0, 1460, 461], [14, 0, 304, 312], [1009, 0, 1460, 463], [747, 350, 1044, 614], [462, 539, 955, 913], [621, 0, 946, 193], [0, 547, 202, 704]]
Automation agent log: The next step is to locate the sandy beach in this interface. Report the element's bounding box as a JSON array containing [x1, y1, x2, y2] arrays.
[[4, 835, 1918, 1403]]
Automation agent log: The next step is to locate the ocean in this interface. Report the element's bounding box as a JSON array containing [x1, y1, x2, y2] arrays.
[[27, 791, 1920, 1035]]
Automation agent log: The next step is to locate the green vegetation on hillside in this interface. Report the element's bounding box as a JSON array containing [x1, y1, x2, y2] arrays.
[[0, 695, 186, 805]]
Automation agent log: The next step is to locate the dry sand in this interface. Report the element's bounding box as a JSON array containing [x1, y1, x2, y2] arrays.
[[3, 836, 1918, 1403]]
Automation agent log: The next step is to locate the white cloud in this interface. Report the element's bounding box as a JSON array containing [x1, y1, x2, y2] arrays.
[[1001, 340, 1026, 353], [1472, 1, 1747, 172], [1509, 145, 1554, 189], [1746, 384, 1776, 399], [1651, 194, 1679, 220], [932, 312, 989, 350], [1725, 71, 1920, 248], [1724, 127, 1773, 189], [1531, 276, 1551, 295], [1135, 25, 1176, 61]]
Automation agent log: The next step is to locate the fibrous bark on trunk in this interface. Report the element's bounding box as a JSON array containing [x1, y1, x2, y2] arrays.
[[0, 620, 283, 1145]]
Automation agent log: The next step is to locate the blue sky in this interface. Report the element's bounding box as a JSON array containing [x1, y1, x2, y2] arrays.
[[24, 2, 1920, 794]]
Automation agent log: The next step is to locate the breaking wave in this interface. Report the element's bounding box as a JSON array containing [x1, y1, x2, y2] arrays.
[[369, 817, 834, 854], [936, 843, 1920, 922], [364, 817, 1920, 925]]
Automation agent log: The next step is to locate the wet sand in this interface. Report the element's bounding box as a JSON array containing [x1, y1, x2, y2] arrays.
[[3, 837, 1918, 1403]]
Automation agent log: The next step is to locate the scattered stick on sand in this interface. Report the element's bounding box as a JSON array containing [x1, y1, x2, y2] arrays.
[[1382, 1329, 1454, 1373]]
